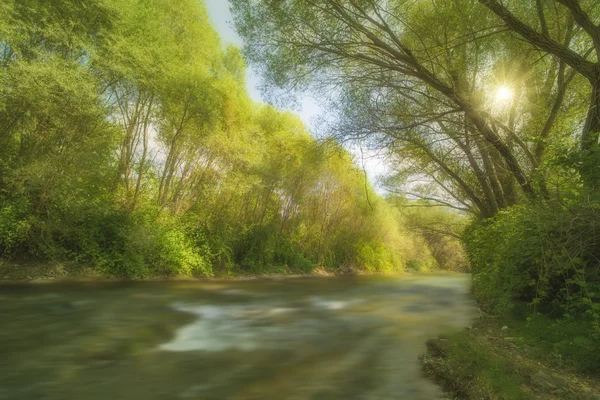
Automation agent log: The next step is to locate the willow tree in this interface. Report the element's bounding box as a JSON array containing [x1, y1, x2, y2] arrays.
[[231, 0, 592, 216], [478, 0, 600, 191], [95, 0, 227, 209], [0, 0, 116, 217]]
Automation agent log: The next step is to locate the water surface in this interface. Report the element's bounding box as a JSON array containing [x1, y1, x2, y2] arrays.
[[0, 274, 477, 399]]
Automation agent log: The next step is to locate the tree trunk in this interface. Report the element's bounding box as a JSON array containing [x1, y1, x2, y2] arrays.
[[581, 69, 600, 192]]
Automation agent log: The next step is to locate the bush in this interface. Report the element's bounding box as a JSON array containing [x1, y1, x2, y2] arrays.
[[0, 200, 31, 256], [152, 228, 212, 277], [464, 203, 600, 329], [0, 198, 215, 278], [87, 210, 214, 278], [354, 241, 400, 272], [232, 224, 314, 274], [405, 259, 432, 272]]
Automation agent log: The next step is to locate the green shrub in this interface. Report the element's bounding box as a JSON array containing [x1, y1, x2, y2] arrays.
[[232, 224, 314, 274], [67, 207, 149, 278], [501, 303, 600, 372], [0, 201, 31, 256], [153, 228, 212, 277], [353, 241, 400, 272], [464, 204, 600, 330], [405, 259, 431, 272], [4, 201, 215, 279]]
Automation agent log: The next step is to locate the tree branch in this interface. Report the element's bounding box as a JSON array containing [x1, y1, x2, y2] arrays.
[[555, 0, 600, 55], [478, 0, 597, 79]]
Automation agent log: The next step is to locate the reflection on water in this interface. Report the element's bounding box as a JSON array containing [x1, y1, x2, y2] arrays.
[[0, 275, 477, 399]]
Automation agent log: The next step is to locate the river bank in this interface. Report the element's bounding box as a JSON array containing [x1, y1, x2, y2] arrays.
[[0, 259, 447, 284], [422, 305, 600, 399], [0, 259, 347, 283]]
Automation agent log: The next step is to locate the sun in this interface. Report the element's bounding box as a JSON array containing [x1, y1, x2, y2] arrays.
[[496, 86, 514, 102]]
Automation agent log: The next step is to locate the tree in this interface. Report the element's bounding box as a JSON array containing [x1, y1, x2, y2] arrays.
[[0, 0, 437, 277], [231, 0, 592, 215], [478, 0, 600, 190]]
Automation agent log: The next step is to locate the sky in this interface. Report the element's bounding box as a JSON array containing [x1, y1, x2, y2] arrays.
[[205, 0, 389, 190]]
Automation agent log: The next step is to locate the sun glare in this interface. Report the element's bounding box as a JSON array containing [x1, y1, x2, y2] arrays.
[[496, 86, 514, 102]]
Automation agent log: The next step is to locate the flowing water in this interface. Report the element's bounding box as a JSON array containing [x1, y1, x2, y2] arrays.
[[0, 274, 477, 399]]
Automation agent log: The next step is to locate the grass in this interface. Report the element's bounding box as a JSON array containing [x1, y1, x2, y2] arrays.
[[422, 303, 600, 399], [496, 303, 600, 372], [423, 329, 531, 399]]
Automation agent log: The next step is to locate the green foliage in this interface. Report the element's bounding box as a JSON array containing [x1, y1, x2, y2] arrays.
[[464, 204, 600, 330], [502, 303, 600, 372], [425, 308, 599, 400], [387, 196, 469, 272], [151, 226, 212, 278], [426, 335, 530, 400], [232, 225, 313, 274], [0, 200, 30, 255], [0, 0, 426, 279], [353, 241, 396, 273], [230, 0, 600, 217]]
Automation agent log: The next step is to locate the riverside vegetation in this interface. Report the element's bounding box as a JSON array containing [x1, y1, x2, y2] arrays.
[[2, 0, 600, 398], [0, 0, 465, 280]]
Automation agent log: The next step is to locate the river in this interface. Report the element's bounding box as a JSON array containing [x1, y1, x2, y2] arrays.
[[0, 274, 477, 399]]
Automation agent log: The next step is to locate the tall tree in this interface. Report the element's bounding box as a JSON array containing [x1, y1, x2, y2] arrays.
[[231, 0, 592, 215], [478, 0, 600, 190]]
